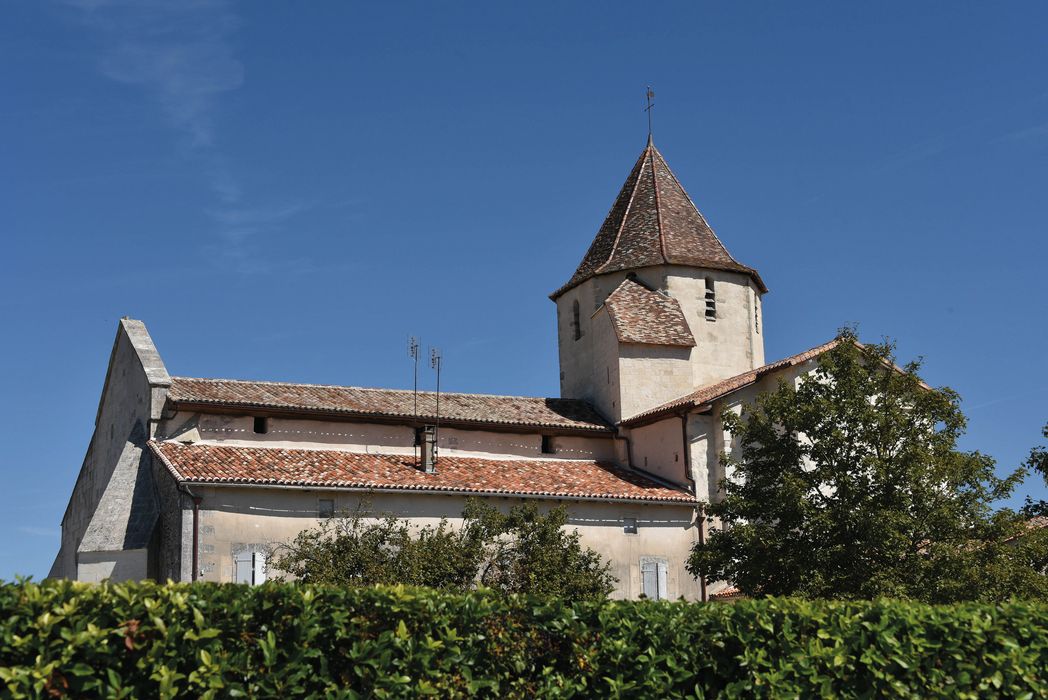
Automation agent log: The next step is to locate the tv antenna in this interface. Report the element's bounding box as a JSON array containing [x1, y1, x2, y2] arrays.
[[408, 336, 420, 466], [430, 347, 442, 465]]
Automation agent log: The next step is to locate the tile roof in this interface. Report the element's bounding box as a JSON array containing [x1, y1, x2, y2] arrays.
[[621, 339, 840, 425], [603, 278, 695, 347], [149, 441, 694, 503], [709, 585, 745, 601], [168, 378, 613, 433], [552, 138, 766, 299]]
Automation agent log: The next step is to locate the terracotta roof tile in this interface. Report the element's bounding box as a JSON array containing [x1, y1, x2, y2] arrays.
[[621, 339, 840, 425], [168, 378, 612, 433], [149, 441, 694, 503], [603, 278, 695, 347], [553, 139, 766, 299]]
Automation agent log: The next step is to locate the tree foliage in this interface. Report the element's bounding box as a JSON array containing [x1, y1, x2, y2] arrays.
[[1022, 423, 1048, 517], [688, 329, 1044, 602], [272, 498, 615, 600]]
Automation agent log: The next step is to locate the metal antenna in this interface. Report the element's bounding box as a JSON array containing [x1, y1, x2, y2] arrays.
[[430, 347, 442, 466], [644, 86, 655, 140], [408, 336, 420, 467]]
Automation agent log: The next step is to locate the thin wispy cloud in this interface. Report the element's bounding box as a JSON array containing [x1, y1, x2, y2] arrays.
[[17, 526, 61, 539], [997, 121, 1048, 144], [65, 0, 317, 272], [67, 0, 243, 150]]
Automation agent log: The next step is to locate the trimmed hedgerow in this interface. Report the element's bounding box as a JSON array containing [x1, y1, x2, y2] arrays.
[[1, 581, 1046, 698]]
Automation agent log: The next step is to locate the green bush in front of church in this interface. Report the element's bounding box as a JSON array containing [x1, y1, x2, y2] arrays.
[[2, 580, 1047, 698]]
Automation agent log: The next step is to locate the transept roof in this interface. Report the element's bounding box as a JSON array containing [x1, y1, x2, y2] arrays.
[[603, 278, 696, 347]]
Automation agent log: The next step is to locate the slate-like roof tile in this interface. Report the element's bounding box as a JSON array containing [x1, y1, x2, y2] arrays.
[[169, 378, 612, 433], [149, 441, 694, 503]]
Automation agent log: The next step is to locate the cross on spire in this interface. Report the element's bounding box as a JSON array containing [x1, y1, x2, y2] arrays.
[[644, 86, 655, 139]]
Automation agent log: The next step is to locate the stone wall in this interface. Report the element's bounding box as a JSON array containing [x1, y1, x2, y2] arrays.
[[187, 486, 703, 600], [48, 319, 171, 581]]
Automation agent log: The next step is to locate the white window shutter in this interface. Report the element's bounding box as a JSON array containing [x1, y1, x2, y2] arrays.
[[657, 561, 668, 601], [252, 551, 267, 585], [234, 551, 253, 584], [641, 561, 658, 599]]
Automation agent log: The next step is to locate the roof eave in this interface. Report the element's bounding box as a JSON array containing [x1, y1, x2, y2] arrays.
[[175, 479, 697, 505], [166, 399, 615, 436]]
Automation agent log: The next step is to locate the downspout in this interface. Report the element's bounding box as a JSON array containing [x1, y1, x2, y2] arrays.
[[679, 411, 693, 483], [179, 484, 201, 582], [698, 502, 708, 602], [619, 431, 634, 468]]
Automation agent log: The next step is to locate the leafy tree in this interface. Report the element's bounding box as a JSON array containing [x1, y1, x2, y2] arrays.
[[1021, 423, 1048, 517], [687, 329, 1040, 602], [271, 505, 485, 590], [465, 499, 616, 600], [272, 498, 615, 600]]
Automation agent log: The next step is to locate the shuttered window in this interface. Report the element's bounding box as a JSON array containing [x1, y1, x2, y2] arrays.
[[234, 550, 267, 585], [640, 558, 668, 600]]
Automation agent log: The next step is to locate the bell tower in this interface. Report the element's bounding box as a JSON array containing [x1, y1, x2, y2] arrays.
[[551, 138, 767, 423]]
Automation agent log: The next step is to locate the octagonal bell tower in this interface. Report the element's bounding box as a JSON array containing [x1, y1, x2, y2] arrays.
[[551, 138, 767, 423]]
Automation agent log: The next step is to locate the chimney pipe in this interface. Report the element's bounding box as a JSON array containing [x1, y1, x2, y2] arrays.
[[420, 425, 437, 473]]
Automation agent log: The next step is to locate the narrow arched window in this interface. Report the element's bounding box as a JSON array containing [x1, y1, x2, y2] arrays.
[[572, 299, 581, 341]]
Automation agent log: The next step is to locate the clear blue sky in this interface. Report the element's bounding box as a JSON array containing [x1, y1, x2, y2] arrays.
[[2, 1, 1046, 580]]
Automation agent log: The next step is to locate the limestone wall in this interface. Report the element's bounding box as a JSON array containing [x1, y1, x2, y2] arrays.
[[157, 412, 618, 462], [628, 416, 690, 487], [49, 319, 171, 581], [186, 486, 702, 600]]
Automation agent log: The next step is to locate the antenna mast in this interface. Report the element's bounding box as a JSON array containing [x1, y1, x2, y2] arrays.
[[430, 347, 442, 466], [408, 336, 420, 466]]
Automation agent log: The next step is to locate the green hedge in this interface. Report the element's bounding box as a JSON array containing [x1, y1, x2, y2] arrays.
[[1, 581, 1046, 698]]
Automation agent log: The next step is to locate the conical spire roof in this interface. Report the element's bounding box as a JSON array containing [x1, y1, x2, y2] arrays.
[[552, 139, 766, 298]]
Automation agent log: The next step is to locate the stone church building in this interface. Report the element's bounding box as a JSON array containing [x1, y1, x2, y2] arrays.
[[50, 138, 838, 601]]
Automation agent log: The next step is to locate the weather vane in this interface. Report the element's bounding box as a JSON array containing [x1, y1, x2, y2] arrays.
[[645, 86, 655, 138]]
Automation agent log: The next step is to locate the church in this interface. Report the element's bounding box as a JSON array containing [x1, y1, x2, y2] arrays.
[[50, 137, 838, 601]]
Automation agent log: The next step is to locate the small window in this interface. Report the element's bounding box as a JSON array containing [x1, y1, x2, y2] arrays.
[[623, 517, 638, 534], [541, 435, 555, 454], [641, 558, 668, 600], [253, 417, 268, 434], [318, 499, 335, 518], [572, 299, 581, 341], [704, 278, 716, 321], [234, 549, 267, 585]]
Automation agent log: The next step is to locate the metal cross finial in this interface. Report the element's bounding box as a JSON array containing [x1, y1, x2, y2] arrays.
[[645, 86, 655, 139]]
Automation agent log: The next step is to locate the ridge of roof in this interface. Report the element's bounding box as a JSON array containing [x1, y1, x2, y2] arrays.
[[148, 441, 695, 504], [168, 376, 614, 433], [620, 339, 841, 426], [602, 278, 696, 347], [551, 140, 766, 299]]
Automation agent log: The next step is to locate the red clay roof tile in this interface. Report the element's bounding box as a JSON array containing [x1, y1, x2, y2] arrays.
[[603, 278, 695, 347], [168, 378, 612, 433], [149, 441, 694, 503]]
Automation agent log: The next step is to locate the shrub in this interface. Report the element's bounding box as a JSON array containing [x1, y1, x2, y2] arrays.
[[1, 580, 1046, 698]]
